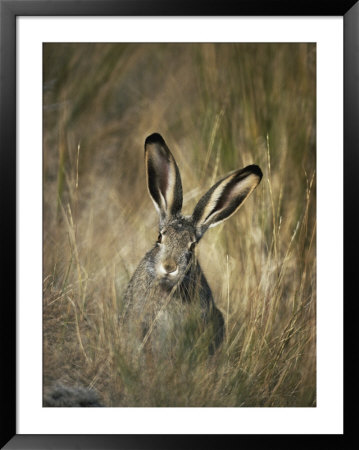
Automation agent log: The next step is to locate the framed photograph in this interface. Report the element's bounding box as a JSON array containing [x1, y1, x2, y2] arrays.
[[1, 0, 355, 448]]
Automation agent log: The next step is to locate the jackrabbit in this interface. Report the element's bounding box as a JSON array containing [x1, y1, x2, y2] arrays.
[[121, 133, 262, 358]]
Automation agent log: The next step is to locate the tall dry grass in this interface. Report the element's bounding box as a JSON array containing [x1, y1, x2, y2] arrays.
[[43, 43, 316, 407]]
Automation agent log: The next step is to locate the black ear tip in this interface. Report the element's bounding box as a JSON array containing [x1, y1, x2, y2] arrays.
[[248, 164, 263, 180], [145, 133, 166, 146]]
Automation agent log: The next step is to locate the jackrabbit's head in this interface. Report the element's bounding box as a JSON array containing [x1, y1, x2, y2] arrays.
[[145, 133, 262, 289]]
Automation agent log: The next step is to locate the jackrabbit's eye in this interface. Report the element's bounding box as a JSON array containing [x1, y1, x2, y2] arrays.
[[189, 242, 196, 252], [157, 233, 162, 244]]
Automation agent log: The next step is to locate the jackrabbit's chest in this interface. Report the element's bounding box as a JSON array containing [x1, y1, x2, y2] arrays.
[[148, 294, 205, 355], [144, 287, 200, 323]]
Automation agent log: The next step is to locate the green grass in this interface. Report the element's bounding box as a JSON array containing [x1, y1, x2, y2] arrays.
[[43, 43, 316, 407]]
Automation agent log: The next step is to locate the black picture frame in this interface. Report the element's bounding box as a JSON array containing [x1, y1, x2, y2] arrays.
[[1, 1, 356, 448]]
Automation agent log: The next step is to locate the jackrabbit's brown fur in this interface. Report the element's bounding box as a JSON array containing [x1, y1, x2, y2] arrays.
[[121, 133, 262, 357]]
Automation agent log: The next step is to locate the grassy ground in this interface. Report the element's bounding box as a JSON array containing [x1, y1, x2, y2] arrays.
[[43, 43, 316, 407]]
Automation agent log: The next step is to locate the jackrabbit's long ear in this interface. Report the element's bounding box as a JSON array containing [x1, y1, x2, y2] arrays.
[[145, 133, 183, 223], [192, 165, 262, 238]]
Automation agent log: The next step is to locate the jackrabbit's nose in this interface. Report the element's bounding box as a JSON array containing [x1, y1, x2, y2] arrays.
[[162, 261, 178, 274]]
